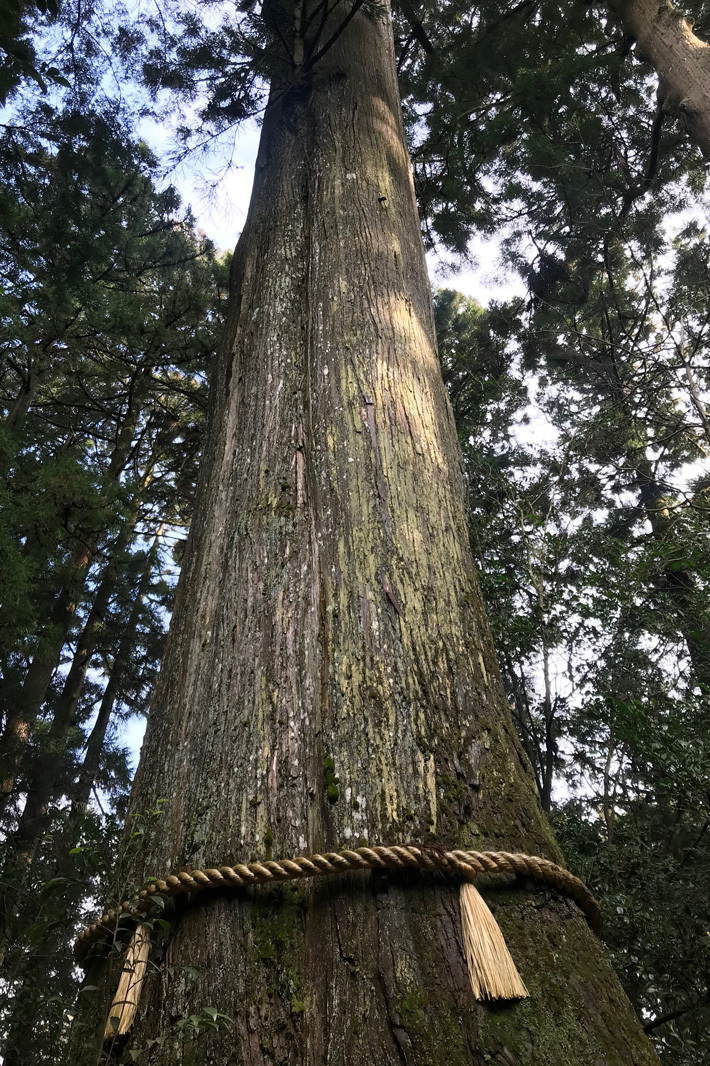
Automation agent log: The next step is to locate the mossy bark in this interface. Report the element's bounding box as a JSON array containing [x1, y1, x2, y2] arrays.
[[78, 3, 659, 1063]]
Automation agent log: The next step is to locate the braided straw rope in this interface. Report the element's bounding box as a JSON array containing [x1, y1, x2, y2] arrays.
[[75, 844, 601, 960]]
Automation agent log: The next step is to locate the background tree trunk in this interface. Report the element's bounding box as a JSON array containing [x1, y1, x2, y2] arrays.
[[12, 508, 142, 862], [78, 4, 659, 1064], [612, 0, 710, 156], [0, 390, 142, 809], [70, 529, 163, 819], [0, 559, 90, 810]]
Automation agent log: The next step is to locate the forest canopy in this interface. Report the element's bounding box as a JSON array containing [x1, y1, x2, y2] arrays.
[[0, 2, 708, 1064]]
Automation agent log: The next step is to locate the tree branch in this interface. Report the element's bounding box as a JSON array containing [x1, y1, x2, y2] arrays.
[[397, 0, 433, 54]]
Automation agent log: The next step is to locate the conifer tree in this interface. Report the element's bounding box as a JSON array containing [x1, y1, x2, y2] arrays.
[[1, 1, 707, 1063], [0, 94, 227, 1060], [71, 3, 658, 1063]]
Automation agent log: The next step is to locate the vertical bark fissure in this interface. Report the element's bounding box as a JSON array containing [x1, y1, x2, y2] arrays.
[[612, 0, 710, 157], [77, 5, 660, 1064]]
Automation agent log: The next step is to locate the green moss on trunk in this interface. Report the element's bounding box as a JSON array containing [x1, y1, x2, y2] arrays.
[[72, 1, 660, 1063]]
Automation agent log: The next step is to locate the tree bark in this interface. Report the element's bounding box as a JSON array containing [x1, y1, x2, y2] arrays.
[[77, 4, 659, 1064], [4, 363, 36, 431], [0, 557, 90, 811], [636, 472, 710, 692], [611, 0, 710, 157]]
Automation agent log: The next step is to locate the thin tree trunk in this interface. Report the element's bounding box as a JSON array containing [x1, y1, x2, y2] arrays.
[[559, 309, 710, 693], [635, 461, 710, 691], [3, 338, 47, 432], [0, 390, 143, 809], [70, 530, 163, 820], [76, 5, 658, 1063], [12, 511, 143, 861], [0, 520, 142, 966], [4, 368, 35, 431], [0, 539, 162, 1041], [612, 0, 710, 157], [0, 556, 90, 810]]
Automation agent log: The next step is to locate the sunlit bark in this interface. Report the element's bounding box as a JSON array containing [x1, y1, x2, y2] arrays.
[[75, 3, 658, 1063]]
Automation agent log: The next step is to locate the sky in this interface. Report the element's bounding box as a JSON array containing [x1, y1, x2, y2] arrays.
[[114, 112, 528, 772], [145, 114, 525, 307], [91, 47, 708, 823], [113, 112, 522, 771]]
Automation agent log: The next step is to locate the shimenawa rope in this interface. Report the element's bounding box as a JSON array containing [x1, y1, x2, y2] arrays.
[[85, 843, 601, 1036], [78, 843, 601, 957]]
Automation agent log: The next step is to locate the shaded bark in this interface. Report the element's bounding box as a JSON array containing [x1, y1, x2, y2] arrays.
[[637, 471, 710, 691], [0, 522, 139, 967], [2, 336, 51, 433], [0, 537, 162, 1038], [0, 558, 90, 811], [4, 365, 36, 431], [612, 0, 710, 157], [76, 4, 658, 1064]]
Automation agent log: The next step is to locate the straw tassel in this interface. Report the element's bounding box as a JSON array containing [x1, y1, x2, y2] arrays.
[[460, 882, 529, 1001], [104, 924, 151, 1039]]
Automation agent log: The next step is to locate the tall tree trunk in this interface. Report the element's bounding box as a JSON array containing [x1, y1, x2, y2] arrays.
[[0, 556, 90, 811], [636, 471, 710, 691], [12, 509, 143, 862], [0, 390, 143, 809], [77, 5, 658, 1063], [611, 0, 710, 157], [0, 524, 133, 964], [70, 529, 163, 820], [3, 337, 48, 433], [0, 537, 162, 1039], [4, 365, 36, 431]]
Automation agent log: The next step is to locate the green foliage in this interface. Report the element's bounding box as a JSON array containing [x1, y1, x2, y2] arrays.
[[177, 1005, 233, 1033], [407, 19, 710, 1058], [0, 91, 227, 1065], [436, 256, 710, 1061], [0, 0, 69, 102], [0, 2, 708, 1064]]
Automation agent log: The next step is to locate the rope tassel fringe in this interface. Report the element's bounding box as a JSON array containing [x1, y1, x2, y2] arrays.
[[104, 923, 151, 1039], [459, 881, 529, 1001], [103, 883, 526, 1039], [86, 844, 599, 1038]]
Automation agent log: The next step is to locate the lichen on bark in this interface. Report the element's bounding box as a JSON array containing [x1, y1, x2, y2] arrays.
[[73, 2, 660, 1063]]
